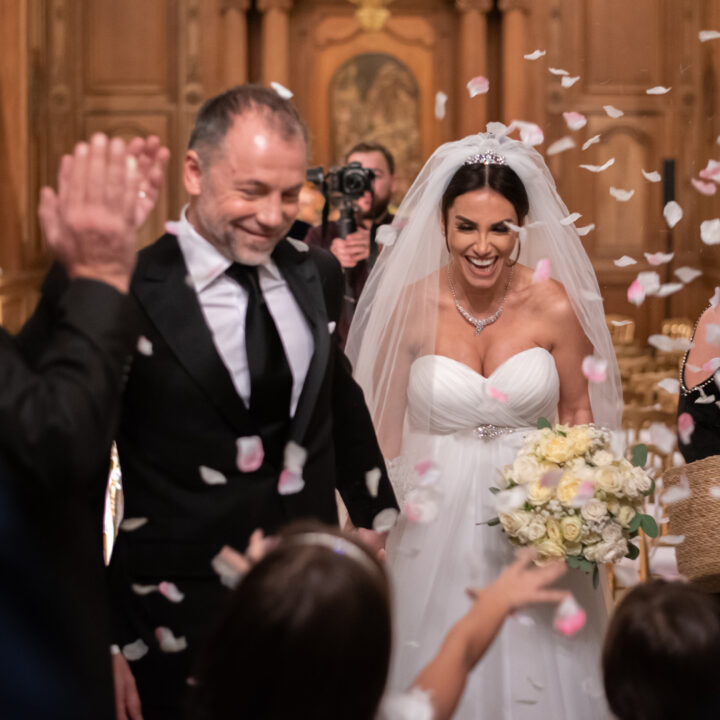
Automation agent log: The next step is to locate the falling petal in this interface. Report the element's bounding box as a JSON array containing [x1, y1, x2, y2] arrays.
[[283, 441, 307, 472], [376, 225, 398, 247], [137, 336, 153, 356], [710, 486, 720, 499], [576, 224, 595, 236], [642, 169, 662, 182], [692, 178, 717, 196], [569, 480, 596, 508], [131, 584, 158, 596], [270, 81, 293, 99], [612, 320, 633, 327], [494, 485, 529, 515], [165, 220, 181, 236], [701, 219, 720, 245], [158, 581, 185, 603], [610, 187, 635, 202], [662, 476, 691, 504], [373, 507, 399, 533], [486, 121, 509, 136], [488, 385, 508, 402], [646, 86, 671, 95], [365, 467, 382, 498], [539, 470, 563, 489], [674, 266, 702, 283], [122, 639, 149, 662], [582, 135, 601, 150], [696, 392, 717, 404], [236, 435, 264, 472], [547, 137, 576, 155], [655, 283, 683, 297], [561, 212, 582, 226], [580, 158, 615, 172], [707, 324, 720, 345], [603, 105, 625, 118], [287, 237, 309, 252], [582, 355, 607, 383], [199, 465, 227, 486], [211, 546, 246, 589], [404, 488, 440, 523], [677, 412, 695, 445], [699, 159, 720, 180], [563, 111, 587, 131], [711, 287, 720, 308], [524, 49, 547, 60], [466, 76, 490, 97], [659, 534, 685, 546], [663, 201, 683, 228], [553, 595, 587, 636], [700, 30, 720, 41], [657, 378, 680, 394], [561, 75, 580, 88], [278, 468, 305, 495], [549, 67, 569, 76], [328, 321, 336, 334], [614, 255, 637, 267], [627, 279, 646, 306], [155, 626, 188, 653], [120, 517, 148, 532], [649, 422, 677, 453], [702, 358, 720, 372], [637, 271, 661, 295], [648, 335, 678, 352], [532, 258, 551, 283], [434, 91, 448, 119], [511, 613, 536, 627], [644, 251, 674, 266], [511, 120, 544, 146]]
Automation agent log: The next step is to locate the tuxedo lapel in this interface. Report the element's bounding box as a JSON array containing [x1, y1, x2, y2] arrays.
[[133, 234, 253, 434], [272, 240, 330, 444]]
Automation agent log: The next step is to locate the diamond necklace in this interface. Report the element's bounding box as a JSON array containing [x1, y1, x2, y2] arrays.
[[447, 262, 514, 336]]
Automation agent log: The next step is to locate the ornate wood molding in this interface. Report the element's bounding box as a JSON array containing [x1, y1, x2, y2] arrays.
[[454, 0, 493, 15]]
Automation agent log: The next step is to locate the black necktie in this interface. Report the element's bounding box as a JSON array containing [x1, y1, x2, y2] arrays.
[[225, 263, 293, 429]]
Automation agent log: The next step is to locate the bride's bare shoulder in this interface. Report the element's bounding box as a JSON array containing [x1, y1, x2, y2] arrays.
[[511, 264, 580, 325]]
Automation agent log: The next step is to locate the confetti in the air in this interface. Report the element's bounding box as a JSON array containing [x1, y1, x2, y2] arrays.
[[701, 219, 720, 245], [563, 112, 587, 131], [284, 441, 307, 471], [612, 320, 633, 327], [434, 91, 448, 120], [678, 412, 695, 445], [576, 224, 595, 236], [131, 584, 158, 595], [649, 422, 676, 454], [711, 287, 720, 308], [646, 86, 671, 95], [199, 465, 227, 486], [707, 324, 720, 345], [270, 81, 293, 99], [466, 76, 490, 97], [699, 160, 720, 180], [610, 187, 635, 202], [547, 137, 576, 155], [700, 30, 720, 42], [376, 225, 398, 247], [278, 468, 305, 495], [703, 358, 720, 372], [582, 135, 601, 150], [404, 488, 440, 523], [663, 201, 683, 228], [644, 251, 674, 266], [561, 76, 580, 88], [642, 169, 662, 182], [553, 595, 587, 637], [711, 486, 720, 499], [614, 256, 637, 267], [662, 475, 691, 504], [137, 336, 153, 356], [373, 507, 400, 533], [236, 435, 264, 473], [365, 467, 382, 498], [165, 221, 181, 236], [657, 378, 680, 394], [524, 49, 547, 60], [580, 158, 615, 172], [122, 639, 149, 662], [155, 627, 188, 653], [627, 280, 646, 306], [637, 270, 661, 295], [494, 485, 529, 515], [488, 385, 508, 402], [691, 177, 717, 197], [582, 355, 607, 383], [655, 283, 684, 298], [675, 266, 702, 283], [561, 213, 582, 226], [158, 581, 185, 603], [211, 546, 245, 589], [648, 335, 692, 352], [539, 469, 563, 489], [120, 517, 148, 532], [549, 67, 569, 76], [511, 120, 544, 146], [659, 535, 686, 546], [603, 105, 625, 118], [696, 390, 717, 404]]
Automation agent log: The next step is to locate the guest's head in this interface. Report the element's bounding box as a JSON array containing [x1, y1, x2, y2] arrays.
[[603, 579, 720, 720], [184, 84, 309, 265], [345, 141, 396, 221], [192, 522, 392, 720], [441, 162, 529, 291]]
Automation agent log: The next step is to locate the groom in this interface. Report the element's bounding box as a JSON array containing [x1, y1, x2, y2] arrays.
[[100, 85, 397, 719]]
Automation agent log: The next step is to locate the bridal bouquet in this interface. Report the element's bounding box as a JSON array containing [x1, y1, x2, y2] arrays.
[[489, 418, 657, 586]]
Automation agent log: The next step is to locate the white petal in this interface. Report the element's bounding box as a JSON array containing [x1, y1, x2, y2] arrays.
[[486, 121, 509, 136], [659, 535, 686, 546], [644, 251, 674, 266], [373, 507, 399, 533], [611, 320, 633, 327], [696, 392, 717, 404], [286, 237, 309, 252], [582, 135, 601, 150], [158, 581, 185, 603], [283, 441, 307, 472], [199, 465, 227, 486], [699, 159, 720, 181], [549, 67, 570, 76], [211, 547, 244, 589], [137, 336, 153, 356], [580, 289, 604, 302], [663, 201, 683, 228], [270, 81, 293, 99], [576, 224, 595, 236], [649, 422, 676, 453], [120, 517, 148, 532], [466, 76, 489, 97], [365, 467, 382, 498], [647, 335, 675, 352], [642, 169, 662, 182], [711, 287, 720, 308], [376, 225, 397, 247], [603, 105, 625, 118], [701, 219, 720, 245], [662, 478, 691, 504], [122, 639, 149, 662], [277, 469, 305, 495], [155, 626, 188, 653], [646, 86, 671, 95], [327, 321, 336, 334], [582, 355, 608, 383], [700, 30, 720, 42], [561, 75, 580, 88], [434, 91, 448, 120], [655, 283, 683, 297], [510, 120, 544, 146], [614, 255, 636, 267], [707, 324, 720, 345], [131, 584, 158, 596], [674, 266, 701, 284], [547, 137, 576, 155], [656, 378, 680, 394], [560, 212, 582, 226], [610, 187, 635, 202], [524, 49, 546, 60], [236, 435, 264, 472], [563, 111, 587, 131], [580, 158, 615, 172], [494, 485, 529, 514], [404, 487, 440, 523], [710, 486, 720, 498]]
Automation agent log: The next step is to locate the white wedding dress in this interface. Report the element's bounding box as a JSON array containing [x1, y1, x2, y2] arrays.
[[386, 349, 609, 719]]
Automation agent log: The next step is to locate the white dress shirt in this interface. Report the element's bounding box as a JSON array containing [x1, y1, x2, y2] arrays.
[[175, 207, 314, 417]]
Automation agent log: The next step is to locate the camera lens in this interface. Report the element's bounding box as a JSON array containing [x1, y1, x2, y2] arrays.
[[343, 169, 367, 195]]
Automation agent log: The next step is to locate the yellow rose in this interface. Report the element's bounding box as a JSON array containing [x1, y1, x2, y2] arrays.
[[565, 541, 582, 555], [546, 517, 563, 543], [560, 515, 583, 542], [607, 498, 621, 515], [499, 511, 532, 537], [534, 539, 566, 565], [616, 504, 636, 528], [541, 436, 575, 464], [595, 466, 624, 496], [556, 473, 582, 506], [567, 426, 593, 455], [526, 482, 553, 507], [512, 455, 543, 485]]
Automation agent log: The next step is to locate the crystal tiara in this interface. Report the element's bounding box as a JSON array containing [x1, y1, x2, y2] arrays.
[[465, 151, 507, 166]]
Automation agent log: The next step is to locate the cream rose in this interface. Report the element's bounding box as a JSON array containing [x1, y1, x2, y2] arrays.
[[595, 466, 624, 496], [518, 515, 547, 543], [526, 482, 553, 507], [534, 539, 566, 565], [565, 541, 583, 556], [607, 498, 621, 515], [560, 515, 583, 542], [616, 504, 636, 528], [546, 517, 563, 543], [556, 473, 582, 506], [627, 466, 652, 496], [541, 436, 575, 464], [591, 449, 614, 467], [591, 539, 628, 563], [499, 511, 532, 538], [601, 522, 623, 543], [581, 498, 608, 523], [567, 426, 593, 455], [512, 455, 543, 485], [582, 530, 601, 545]]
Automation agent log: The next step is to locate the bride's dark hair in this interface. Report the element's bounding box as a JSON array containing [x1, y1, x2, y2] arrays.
[[441, 163, 530, 225]]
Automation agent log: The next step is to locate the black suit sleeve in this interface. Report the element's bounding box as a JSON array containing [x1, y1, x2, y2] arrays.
[[0, 277, 137, 496]]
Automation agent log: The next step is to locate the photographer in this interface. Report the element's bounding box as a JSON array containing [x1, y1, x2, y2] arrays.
[[304, 142, 395, 347]]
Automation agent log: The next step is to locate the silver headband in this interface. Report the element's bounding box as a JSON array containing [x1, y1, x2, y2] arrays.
[[465, 151, 507, 166], [288, 532, 383, 579]]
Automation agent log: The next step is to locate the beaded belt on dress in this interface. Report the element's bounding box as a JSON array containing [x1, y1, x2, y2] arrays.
[[472, 424, 526, 440]]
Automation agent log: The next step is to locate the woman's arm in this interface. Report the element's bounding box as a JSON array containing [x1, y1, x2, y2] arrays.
[[684, 305, 720, 389], [412, 553, 568, 720]]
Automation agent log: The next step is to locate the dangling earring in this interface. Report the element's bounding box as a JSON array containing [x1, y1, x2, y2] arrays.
[[506, 236, 522, 267]]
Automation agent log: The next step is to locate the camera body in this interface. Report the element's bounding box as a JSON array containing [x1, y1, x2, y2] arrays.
[[307, 161, 375, 201]]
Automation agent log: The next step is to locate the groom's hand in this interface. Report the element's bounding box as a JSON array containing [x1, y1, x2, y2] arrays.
[[112, 651, 143, 720]]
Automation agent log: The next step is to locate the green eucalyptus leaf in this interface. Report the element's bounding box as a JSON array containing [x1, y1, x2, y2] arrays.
[[641, 514, 659, 538], [628, 513, 642, 533], [592, 565, 600, 589], [625, 542, 640, 560], [537, 417, 552, 430], [632, 444, 648, 468], [489, 487, 501, 495]]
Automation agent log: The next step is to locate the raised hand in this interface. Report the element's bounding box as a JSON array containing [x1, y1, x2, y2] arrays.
[[127, 135, 170, 229]]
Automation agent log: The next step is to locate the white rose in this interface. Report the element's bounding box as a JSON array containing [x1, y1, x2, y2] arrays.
[[518, 515, 547, 543], [627, 466, 652, 496], [582, 530, 601, 545], [526, 482, 553, 507], [565, 541, 583, 555], [534, 539, 566, 565], [616, 505, 636, 528], [591, 450, 614, 467], [593, 539, 628, 563], [512, 455, 543, 484], [560, 515, 583, 542], [581, 498, 608, 523], [546, 517, 563, 543], [499, 511, 532, 538], [607, 498, 621, 515], [595, 466, 624, 496], [601, 522, 623, 543]]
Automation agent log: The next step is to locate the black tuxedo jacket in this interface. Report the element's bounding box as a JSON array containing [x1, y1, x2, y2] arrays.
[[0, 279, 137, 720], [103, 234, 396, 709]]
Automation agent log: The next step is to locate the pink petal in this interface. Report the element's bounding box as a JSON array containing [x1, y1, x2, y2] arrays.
[[532, 258, 551, 283], [569, 480, 596, 508], [627, 279, 646, 306], [199, 465, 227, 486], [404, 488, 439, 523], [553, 596, 587, 636], [155, 626, 188, 653], [414, 460, 434, 476], [692, 178, 717, 195], [510, 120, 544, 146], [137, 336, 153, 356], [278, 468, 305, 495], [165, 221, 181, 236], [677, 412, 695, 445], [466, 76, 489, 97], [699, 160, 720, 180], [563, 111, 587, 131], [434, 91, 448, 120], [158, 581, 185, 603], [582, 355, 607, 383], [539, 470, 563, 489], [702, 358, 720, 372], [488, 386, 508, 402], [236, 435, 264, 472], [644, 251, 674, 266]]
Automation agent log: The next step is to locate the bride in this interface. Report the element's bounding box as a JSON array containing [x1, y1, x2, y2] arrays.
[[346, 129, 622, 719]]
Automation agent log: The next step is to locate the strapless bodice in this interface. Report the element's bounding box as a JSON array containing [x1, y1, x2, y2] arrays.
[[407, 348, 560, 434]]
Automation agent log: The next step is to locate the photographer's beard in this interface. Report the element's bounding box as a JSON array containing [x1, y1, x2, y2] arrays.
[[356, 191, 391, 225]]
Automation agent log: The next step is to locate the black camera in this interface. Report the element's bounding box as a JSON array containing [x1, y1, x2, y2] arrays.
[[306, 162, 374, 201]]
